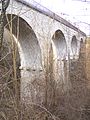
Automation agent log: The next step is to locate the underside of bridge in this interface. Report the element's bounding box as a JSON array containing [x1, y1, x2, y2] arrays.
[[51, 30, 69, 90], [4, 14, 42, 69], [71, 35, 77, 57]]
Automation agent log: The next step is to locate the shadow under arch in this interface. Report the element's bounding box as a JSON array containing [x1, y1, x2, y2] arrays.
[[80, 38, 84, 50], [49, 29, 68, 103], [4, 14, 43, 103], [71, 35, 77, 58], [4, 14, 42, 70], [52, 30, 67, 60]]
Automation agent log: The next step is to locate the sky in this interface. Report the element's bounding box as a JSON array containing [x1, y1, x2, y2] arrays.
[[33, 0, 90, 35], [33, 0, 90, 23]]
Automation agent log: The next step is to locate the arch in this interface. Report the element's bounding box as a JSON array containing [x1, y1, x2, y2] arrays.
[[4, 14, 42, 70], [3, 14, 43, 102], [81, 38, 83, 43], [50, 30, 68, 90], [80, 38, 83, 48], [71, 35, 77, 56], [52, 30, 67, 60]]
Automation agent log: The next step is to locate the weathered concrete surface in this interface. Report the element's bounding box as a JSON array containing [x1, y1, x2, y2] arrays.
[[70, 39, 86, 84]]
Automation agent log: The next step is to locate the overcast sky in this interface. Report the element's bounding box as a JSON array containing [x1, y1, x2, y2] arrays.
[[34, 0, 90, 22]]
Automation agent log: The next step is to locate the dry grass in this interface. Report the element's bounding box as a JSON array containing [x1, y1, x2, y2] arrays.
[[0, 40, 90, 120]]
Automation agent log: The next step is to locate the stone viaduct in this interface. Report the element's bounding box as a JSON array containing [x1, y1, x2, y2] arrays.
[[4, 0, 86, 104]]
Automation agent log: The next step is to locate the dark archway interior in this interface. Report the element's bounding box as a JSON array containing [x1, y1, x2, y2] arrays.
[[0, 14, 43, 120], [80, 38, 83, 49], [0, 14, 42, 101], [4, 14, 42, 70], [52, 30, 67, 60], [51, 30, 68, 95], [71, 35, 77, 56]]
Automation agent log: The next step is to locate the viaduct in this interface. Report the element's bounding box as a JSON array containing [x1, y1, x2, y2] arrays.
[[3, 0, 86, 104]]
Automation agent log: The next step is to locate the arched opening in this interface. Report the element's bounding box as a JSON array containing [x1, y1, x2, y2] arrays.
[[81, 38, 83, 43], [79, 38, 83, 50], [52, 30, 67, 60], [80, 38, 84, 50], [4, 14, 42, 70], [51, 30, 67, 94], [48, 29, 69, 107], [2, 14, 42, 103], [71, 36, 77, 57]]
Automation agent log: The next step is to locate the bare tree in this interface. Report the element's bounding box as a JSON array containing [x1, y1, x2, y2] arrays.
[[0, 0, 10, 53]]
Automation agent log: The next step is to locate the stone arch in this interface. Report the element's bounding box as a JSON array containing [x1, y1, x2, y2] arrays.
[[4, 14, 42, 70], [81, 38, 83, 42], [71, 35, 77, 57], [52, 30, 67, 60], [50, 29, 68, 92], [79, 38, 86, 56], [80, 38, 83, 48], [4, 14, 43, 103]]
